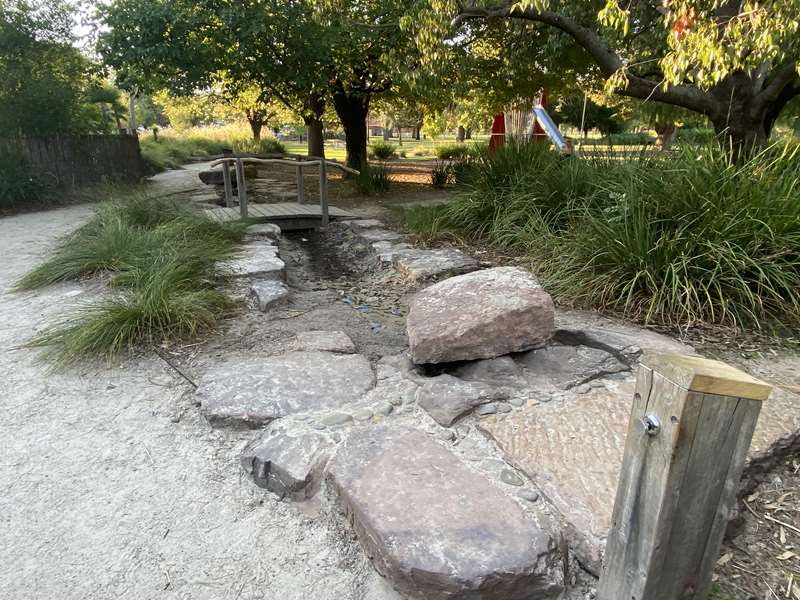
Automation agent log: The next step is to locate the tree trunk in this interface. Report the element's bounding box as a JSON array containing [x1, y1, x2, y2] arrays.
[[397, 126, 403, 146], [655, 123, 677, 150], [414, 120, 422, 140], [465, 127, 472, 140], [333, 91, 370, 171], [457, 125, 466, 142], [383, 127, 389, 141], [303, 93, 326, 158], [304, 116, 325, 158], [249, 118, 263, 143]]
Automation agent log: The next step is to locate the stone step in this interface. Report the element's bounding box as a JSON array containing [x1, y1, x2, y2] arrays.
[[327, 426, 564, 600], [219, 243, 285, 281], [197, 351, 376, 427], [392, 247, 479, 282], [250, 280, 289, 312]]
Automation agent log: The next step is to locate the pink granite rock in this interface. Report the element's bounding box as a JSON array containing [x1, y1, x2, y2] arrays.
[[407, 267, 554, 364]]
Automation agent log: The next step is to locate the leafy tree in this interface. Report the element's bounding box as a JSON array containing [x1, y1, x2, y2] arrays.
[[552, 95, 624, 137], [0, 0, 102, 135], [425, 0, 800, 156]]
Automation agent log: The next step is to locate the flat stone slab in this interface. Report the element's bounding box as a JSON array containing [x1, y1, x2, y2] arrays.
[[371, 241, 411, 265], [454, 356, 526, 388], [348, 219, 384, 231], [516, 344, 629, 390], [221, 245, 285, 281], [294, 330, 356, 354], [357, 229, 405, 243], [250, 280, 289, 312], [197, 351, 375, 428], [479, 377, 800, 575], [407, 267, 554, 364], [392, 248, 478, 281], [328, 426, 563, 600], [245, 223, 282, 241], [416, 374, 510, 426], [241, 429, 333, 499]]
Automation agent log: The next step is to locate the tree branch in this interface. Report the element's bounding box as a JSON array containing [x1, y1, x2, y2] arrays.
[[753, 62, 799, 116], [455, 3, 717, 116]]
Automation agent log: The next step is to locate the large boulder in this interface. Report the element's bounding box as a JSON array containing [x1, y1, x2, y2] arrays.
[[328, 427, 563, 600], [407, 267, 554, 364]]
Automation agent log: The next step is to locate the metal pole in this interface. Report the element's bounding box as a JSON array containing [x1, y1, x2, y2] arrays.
[[319, 159, 329, 228], [296, 157, 305, 204], [235, 158, 248, 219]]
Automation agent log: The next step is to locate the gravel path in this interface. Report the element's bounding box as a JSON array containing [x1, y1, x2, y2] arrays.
[[0, 204, 399, 599]]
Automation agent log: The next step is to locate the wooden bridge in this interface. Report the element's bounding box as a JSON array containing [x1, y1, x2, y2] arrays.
[[203, 154, 358, 230]]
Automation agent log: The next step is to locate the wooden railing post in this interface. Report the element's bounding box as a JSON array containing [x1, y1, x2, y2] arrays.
[[598, 353, 772, 600], [221, 157, 234, 208], [295, 156, 305, 204], [235, 157, 248, 218], [319, 159, 329, 227]]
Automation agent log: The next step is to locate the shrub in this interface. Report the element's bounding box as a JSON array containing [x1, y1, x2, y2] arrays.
[[412, 140, 800, 327], [369, 141, 398, 160], [354, 163, 391, 194], [430, 160, 452, 188], [19, 196, 246, 365], [607, 132, 654, 145], [0, 150, 50, 209], [434, 143, 470, 160], [399, 149, 407, 158], [676, 127, 718, 145], [233, 137, 286, 155]]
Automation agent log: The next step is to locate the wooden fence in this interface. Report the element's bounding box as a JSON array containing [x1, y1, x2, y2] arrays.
[[0, 134, 145, 189]]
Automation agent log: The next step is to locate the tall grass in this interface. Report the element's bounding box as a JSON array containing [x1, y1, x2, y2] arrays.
[[19, 196, 247, 365], [140, 125, 286, 174], [406, 141, 800, 328]]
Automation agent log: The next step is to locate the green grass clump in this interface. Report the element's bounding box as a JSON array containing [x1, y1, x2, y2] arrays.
[[19, 196, 246, 365], [607, 131, 654, 145], [369, 141, 398, 160], [434, 143, 470, 160], [406, 141, 800, 328], [355, 163, 391, 195]]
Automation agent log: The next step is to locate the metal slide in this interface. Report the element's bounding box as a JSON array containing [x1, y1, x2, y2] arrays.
[[533, 105, 573, 155]]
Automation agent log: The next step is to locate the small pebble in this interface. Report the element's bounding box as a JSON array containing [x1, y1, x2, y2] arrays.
[[475, 403, 498, 416], [311, 422, 327, 431], [436, 429, 456, 442], [353, 409, 373, 421], [374, 402, 393, 416], [321, 412, 353, 427], [575, 384, 591, 394], [500, 469, 524, 486], [508, 397, 526, 407], [496, 402, 512, 413], [518, 489, 540, 502], [402, 389, 417, 405]]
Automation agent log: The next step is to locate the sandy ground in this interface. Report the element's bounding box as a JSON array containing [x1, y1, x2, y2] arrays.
[[0, 200, 403, 600]]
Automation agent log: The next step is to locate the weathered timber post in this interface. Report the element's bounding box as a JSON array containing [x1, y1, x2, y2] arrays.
[[235, 158, 248, 218], [598, 353, 772, 600], [221, 154, 234, 208], [296, 156, 305, 204], [319, 159, 329, 227]]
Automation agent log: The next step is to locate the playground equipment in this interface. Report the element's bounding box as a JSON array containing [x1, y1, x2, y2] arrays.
[[489, 90, 573, 156]]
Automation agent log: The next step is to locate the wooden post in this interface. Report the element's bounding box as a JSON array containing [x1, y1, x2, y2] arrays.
[[598, 353, 772, 600], [319, 159, 329, 227], [235, 158, 248, 218], [221, 159, 234, 208], [295, 157, 305, 204]]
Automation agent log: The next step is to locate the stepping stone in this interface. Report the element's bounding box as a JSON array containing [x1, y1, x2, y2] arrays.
[[479, 379, 800, 575], [250, 280, 289, 312], [454, 356, 526, 388], [348, 219, 384, 231], [370, 241, 411, 265], [328, 426, 563, 600], [245, 223, 282, 242], [553, 318, 695, 365], [516, 344, 629, 390], [241, 429, 333, 499], [407, 267, 554, 365], [416, 374, 509, 426], [220, 245, 285, 281], [357, 229, 405, 243], [392, 248, 478, 281], [295, 330, 356, 354], [197, 351, 376, 428]]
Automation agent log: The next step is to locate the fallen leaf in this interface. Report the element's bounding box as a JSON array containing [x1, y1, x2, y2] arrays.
[[718, 553, 733, 566], [777, 550, 797, 560]]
